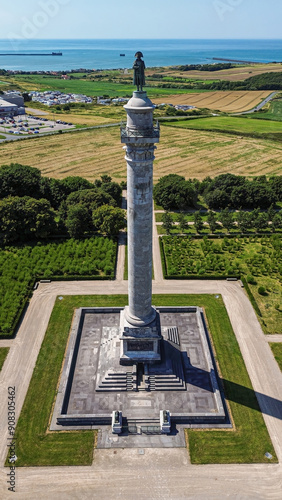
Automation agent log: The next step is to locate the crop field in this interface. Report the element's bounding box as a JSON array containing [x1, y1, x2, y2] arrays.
[[159, 63, 282, 82], [153, 91, 271, 112], [161, 235, 281, 334], [0, 237, 117, 337], [1, 126, 282, 182], [165, 115, 282, 141], [28, 106, 124, 127]]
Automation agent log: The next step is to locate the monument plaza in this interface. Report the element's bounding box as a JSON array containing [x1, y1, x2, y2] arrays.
[[51, 53, 229, 443]]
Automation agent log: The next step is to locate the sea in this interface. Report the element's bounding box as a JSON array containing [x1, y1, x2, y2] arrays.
[[0, 39, 281, 72]]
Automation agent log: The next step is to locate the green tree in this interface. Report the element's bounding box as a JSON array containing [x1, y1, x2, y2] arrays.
[[272, 213, 282, 232], [177, 212, 188, 233], [162, 211, 174, 235], [66, 188, 116, 209], [65, 205, 92, 238], [0, 163, 42, 199], [59, 176, 93, 197], [0, 196, 56, 244], [194, 211, 203, 233], [219, 208, 234, 232], [237, 211, 252, 233], [207, 211, 217, 233], [253, 212, 269, 232], [154, 174, 197, 210], [92, 205, 126, 236]]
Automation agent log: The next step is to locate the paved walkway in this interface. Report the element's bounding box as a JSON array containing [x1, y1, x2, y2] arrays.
[[266, 335, 282, 343], [0, 206, 281, 499]]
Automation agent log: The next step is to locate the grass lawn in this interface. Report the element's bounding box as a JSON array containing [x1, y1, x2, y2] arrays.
[[0, 347, 9, 371], [164, 115, 282, 141], [269, 343, 282, 371], [11, 293, 276, 465]]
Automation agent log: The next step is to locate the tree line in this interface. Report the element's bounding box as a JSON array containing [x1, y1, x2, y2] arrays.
[[154, 173, 282, 211], [162, 206, 282, 234], [0, 163, 126, 245]]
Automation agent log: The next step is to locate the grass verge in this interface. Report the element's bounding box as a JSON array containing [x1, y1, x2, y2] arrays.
[[269, 343, 282, 371], [11, 293, 277, 465], [0, 347, 9, 371]]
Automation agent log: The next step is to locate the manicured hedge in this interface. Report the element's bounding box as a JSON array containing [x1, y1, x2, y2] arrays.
[[0, 237, 117, 337]]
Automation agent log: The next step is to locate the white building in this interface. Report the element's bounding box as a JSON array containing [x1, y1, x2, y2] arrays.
[[0, 98, 19, 116]]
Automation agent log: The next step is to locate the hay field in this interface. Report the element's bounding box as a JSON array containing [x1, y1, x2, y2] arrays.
[[153, 91, 271, 112], [0, 126, 281, 182], [160, 63, 282, 82]]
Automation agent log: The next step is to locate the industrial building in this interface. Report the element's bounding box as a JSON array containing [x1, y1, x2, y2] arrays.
[[0, 91, 25, 116]]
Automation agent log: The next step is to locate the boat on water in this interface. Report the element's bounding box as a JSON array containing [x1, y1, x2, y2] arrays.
[[120, 54, 125, 57]]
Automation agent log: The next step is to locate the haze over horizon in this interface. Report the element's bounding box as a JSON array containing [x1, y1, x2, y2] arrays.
[[1, 0, 282, 41]]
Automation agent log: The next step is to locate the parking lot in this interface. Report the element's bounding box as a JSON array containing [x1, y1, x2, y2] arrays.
[[0, 114, 75, 142]]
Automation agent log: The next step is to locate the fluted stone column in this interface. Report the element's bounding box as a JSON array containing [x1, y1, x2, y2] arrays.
[[120, 91, 161, 364], [121, 91, 159, 326]]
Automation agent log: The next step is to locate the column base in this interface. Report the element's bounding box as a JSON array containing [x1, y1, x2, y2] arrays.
[[120, 308, 162, 365], [124, 305, 156, 327]]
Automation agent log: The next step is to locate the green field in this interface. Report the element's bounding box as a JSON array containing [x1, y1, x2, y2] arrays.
[[254, 98, 282, 122], [160, 235, 281, 334], [270, 343, 282, 371], [165, 115, 282, 140], [3, 75, 202, 98], [11, 293, 276, 466], [0, 347, 9, 371]]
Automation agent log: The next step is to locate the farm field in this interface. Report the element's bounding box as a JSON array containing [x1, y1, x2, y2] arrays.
[[0, 237, 117, 337], [1, 74, 197, 97], [153, 90, 271, 112], [160, 235, 281, 334], [158, 63, 282, 82], [165, 115, 282, 141], [251, 97, 282, 122], [1, 126, 282, 182]]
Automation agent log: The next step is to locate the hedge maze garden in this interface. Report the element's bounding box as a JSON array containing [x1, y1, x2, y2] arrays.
[[0, 237, 117, 337], [161, 234, 281, 334]]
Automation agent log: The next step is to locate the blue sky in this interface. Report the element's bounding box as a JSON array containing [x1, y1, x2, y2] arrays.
[[1, 0, 282, 39]]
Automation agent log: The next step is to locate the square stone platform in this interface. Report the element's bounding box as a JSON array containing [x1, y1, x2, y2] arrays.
[[51, 307, 230, 435]]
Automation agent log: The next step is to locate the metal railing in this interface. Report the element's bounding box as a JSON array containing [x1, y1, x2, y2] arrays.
[[120, 121, 160, 139]]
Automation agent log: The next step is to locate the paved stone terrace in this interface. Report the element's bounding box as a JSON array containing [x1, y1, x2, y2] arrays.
[[55, 307, 226, 426]]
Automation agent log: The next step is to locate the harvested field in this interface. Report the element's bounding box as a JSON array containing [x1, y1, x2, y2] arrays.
[[0, 126, 281, 182], [153, 91, 271, 112], [159, 63, 282, 82]]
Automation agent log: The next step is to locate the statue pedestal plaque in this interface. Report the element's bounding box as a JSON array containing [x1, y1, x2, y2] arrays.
[[120, 307, 161, 365]]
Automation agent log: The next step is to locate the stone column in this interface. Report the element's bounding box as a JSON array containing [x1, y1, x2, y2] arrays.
[[121, 91, 159, 327]]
